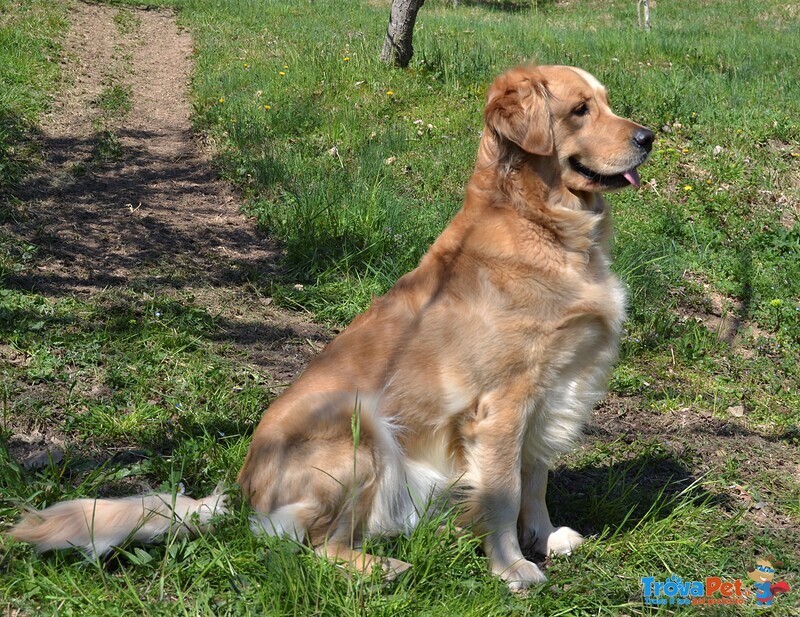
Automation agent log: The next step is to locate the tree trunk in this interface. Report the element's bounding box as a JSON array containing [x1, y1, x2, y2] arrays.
[[381, 0, 426, 68], [637, 0, 651, 32]]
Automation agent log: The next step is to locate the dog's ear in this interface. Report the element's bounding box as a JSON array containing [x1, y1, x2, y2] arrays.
[[484, 67, 553, 156]]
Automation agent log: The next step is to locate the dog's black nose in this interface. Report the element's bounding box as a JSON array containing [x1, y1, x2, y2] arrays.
[[633, 128, 655, 152]]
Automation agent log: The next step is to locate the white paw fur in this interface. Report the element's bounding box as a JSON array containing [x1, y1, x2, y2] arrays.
[[496, 558, 547, 592], [534, 525, 584, 556]]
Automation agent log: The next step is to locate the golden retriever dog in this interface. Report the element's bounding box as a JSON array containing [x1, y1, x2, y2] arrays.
[[9, 65, 653, 590]]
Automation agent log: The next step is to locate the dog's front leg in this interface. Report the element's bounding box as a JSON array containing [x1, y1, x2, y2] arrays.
[[468, 393, 546, 591], [519, 461, 583, 556]]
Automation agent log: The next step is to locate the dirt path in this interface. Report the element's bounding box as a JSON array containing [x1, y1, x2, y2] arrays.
[[7, 0, 328, 381]]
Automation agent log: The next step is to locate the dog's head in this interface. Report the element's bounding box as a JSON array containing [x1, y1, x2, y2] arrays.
[[484, 65, 653, 192]]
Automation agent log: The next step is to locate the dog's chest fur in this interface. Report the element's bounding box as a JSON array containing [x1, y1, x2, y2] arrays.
[[519, 266, 626, 465], [385, 200, 626, 472]]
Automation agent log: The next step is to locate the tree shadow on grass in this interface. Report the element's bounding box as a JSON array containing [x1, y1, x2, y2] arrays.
[[0, 110, 42, 200], [2, 128, 285, 296]]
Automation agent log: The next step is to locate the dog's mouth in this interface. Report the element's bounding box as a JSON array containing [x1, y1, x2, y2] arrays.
[[568, 157, 643, 189]]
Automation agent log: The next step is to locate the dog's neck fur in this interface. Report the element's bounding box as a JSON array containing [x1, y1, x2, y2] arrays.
[[475, 132, 597, 214], [471, 132, 610, 257]]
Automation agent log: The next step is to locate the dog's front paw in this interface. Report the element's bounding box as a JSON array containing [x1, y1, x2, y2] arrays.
[[495, 558, 547, 592], [535, 526, 583, 556]]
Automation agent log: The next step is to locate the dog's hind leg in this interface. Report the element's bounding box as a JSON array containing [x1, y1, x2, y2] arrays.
[[315, 542, 412, 581], [250, 502, 311, 542]]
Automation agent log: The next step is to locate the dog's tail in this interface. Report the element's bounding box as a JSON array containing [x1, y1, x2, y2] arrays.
[[8, 489, 227, 557]]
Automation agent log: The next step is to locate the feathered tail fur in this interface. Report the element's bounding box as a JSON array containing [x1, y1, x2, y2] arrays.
[[9, 490, 227, 557]]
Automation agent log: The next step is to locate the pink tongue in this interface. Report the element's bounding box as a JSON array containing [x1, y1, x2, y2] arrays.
[[623, 168, 641, 188]]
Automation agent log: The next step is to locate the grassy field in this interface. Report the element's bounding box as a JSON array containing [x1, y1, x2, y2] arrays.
[[2, 0, 799, 614]]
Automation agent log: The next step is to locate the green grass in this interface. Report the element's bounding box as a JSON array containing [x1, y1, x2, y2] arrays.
[[0, 0, 67, 196], [96, 83, 133, 116], [2, 0, 800, 614]]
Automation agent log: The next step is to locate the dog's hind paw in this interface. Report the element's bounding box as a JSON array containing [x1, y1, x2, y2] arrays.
[[380, 556, 413, 581]]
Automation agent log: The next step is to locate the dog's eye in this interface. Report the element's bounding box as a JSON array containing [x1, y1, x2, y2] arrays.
[[572, 103, 590, 117]]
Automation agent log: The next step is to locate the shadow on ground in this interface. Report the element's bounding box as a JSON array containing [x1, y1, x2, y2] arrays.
[[3, 129, 284, 296], [547, 451, 721, 540]]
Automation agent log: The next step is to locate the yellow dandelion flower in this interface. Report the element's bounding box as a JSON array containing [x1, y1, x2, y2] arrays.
[[264, 105, 271, 110], [386, 90, 394, 96], [792, 152, 799, 158], [244, 63, 250, 69], [218, 97, 225, 103], [683, 185, 693, 191], [283, 65, 289, 69], [344, 57, 350, 62], [279, 71, 286, 76], [682, 148, 689, 153]]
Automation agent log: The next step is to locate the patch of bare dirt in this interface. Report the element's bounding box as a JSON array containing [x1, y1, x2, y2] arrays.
[[10, 3, 276, 291], [675, 270, 769, 357]]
